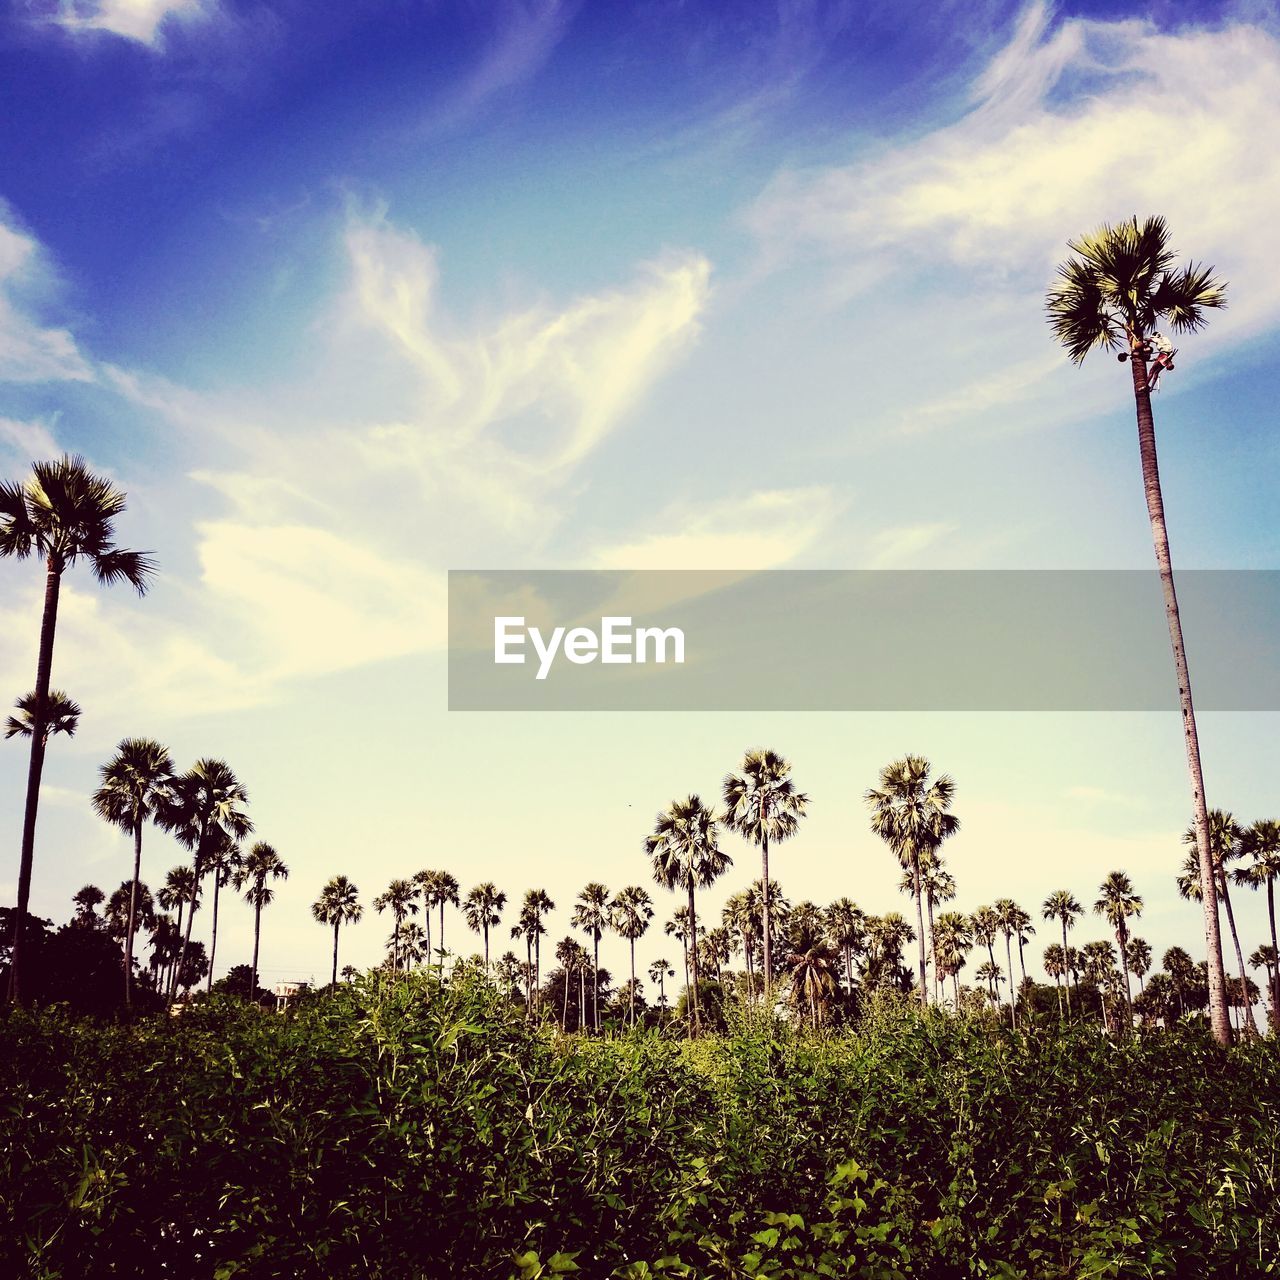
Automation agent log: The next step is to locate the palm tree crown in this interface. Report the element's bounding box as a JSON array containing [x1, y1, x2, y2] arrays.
[[5, 689, 81, 742]]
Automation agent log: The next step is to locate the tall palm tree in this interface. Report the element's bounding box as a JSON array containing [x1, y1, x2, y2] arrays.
[[156, 865, 198, 991], [71, 883, 105, 926], [158, 760, 252, 1003], [866, 756, 958, 1008], [1178, 810, 1257, 1033], [374, 879, 418, 973], [722, 889, 759, 994], [105, 880, 155, 976], [523, 888, 554, 1008], [1042, 941, 1068, 1014], [970, 906, 1000, 983], [5, 688, 81, 743], [610, 885, 654, 1025], [1163, 945, 1195, 1018], [1, 455, 155, 1004], [863, 912, 915, 990], [1125, 937, 1152, 996], [647, 794, 731, 1033], [1094, 871, 1143, 1028], [648, 957, 674, 1014], [1248, 944, 1278, 1029], [232, 842, 288, 995], [203, 832, 242, 993], [395, 922, 428, 969], [571, 883, 611, 1032], [91, 738, 174, 1007], [462, 882, 506, 970], [932, 911, 972, 1007], [1237, 819, 1280, 1018], [1047, 215, 1229, 1044], [510, 903, 538, 1014], [974, 959, 1003, 1005], [665, 909, 694, 1007], [1042, 890, 1083, 1016], [787, 938, 839, 1029], [554, 936, 581, 1026], [722, 750, 807, 1003], [825, 898, 865, 992], [312, 875, 362, 988], [917, 855, 956, 1002], [993, 899, 1026, 1028], [424, 870, 460, 975]]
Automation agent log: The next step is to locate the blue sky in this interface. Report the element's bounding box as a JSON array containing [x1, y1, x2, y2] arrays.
[[2, 0, 1278, 995]]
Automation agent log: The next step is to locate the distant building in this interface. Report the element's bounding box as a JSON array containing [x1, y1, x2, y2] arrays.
[[274, 981, 309, 1012]]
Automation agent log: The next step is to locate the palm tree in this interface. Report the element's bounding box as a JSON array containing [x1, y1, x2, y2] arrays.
[[1083, 939, 1122, 1027], [994, 898, 1026, 1028], [71, 884, 105, 926], [665, 909, 694, 1006], [396, 921, 428, 969], [1163, 945, 1196, 1017], [158, 760, 252, 1003], [232, 842, 288, 995], [1042, 942, 1068, 1014], [787, 938, 839, 1029], [722, 889, 760, 994], [510, 904, 538, 1014], [91, 738, 175, 1008], [5, 688, 81, 743], [648, 957, 674, 1013], [1248, 944, 1278, 1028], [1126, 937, 1152, 996], [1179, 810, 1255, 1032], [825, 898, 865, 992], [916, 856, 956, 1002], [1237, 819, 1280, 1018], [554, 936, 580, 1026], [646, 794, 731, 1033], [312, 875, 362, 988], [970, 906, 1000, 982], [522, 888, 554, 1009], [1047, 215, 1229, 1044], [866, 756, 958, 1008], [156, 865, 198, 991], [722, 750, 808, 1002], [423, 870, 460, 975], [1042, 890, 1083, 1017], [1, 455, 155, 1004], [610, 885, 654, 1025], [374, 878, 417, 973], [932, 911, 971, 1007], [202, 832, 242, 992], [1094, 871, 1143, 1028], [462, 883, 506, 969], [863, 912, 915, 990], [571, 883, 611, 1032], [105, 880, 155, 977], [974, 960, 1004, 1005]]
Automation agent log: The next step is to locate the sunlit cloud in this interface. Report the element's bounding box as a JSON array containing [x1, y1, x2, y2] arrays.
[[0, 215, 94, 384], [43, 0, 218, 49]]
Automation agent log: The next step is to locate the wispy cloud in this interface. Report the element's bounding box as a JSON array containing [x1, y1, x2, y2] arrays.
[[747, 5, 1280, 424], [0, 213, 94, 384], [43, 0, 219, 49]]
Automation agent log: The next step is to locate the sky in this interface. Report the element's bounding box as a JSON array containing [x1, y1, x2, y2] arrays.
[[1, 0, 1278, 999]]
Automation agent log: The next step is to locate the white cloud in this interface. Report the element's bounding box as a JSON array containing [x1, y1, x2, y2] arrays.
[[0, 217, 94, 384], [866, 522, 954, 568], [596, 487, 840, 570], [0, 416, 61, 468], [47, 0, 217, 48], [747, 5, 1280, 422]]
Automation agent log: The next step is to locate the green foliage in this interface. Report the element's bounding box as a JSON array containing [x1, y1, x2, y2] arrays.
[[2, 980, 1277, 1278]]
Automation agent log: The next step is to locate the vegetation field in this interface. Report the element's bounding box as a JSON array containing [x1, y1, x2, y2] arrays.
[[3, 975, 1277, 1280]]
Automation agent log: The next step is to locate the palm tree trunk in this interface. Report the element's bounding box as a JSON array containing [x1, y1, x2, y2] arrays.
[[482, 922, 489, 970], [629, 937, 637, 1025], [1116, 925, 1133, 1029], [171, 827, 207, 1007], [1266, 876, 1279, 1025], [1060, 919, 1071, 1016], [927, 894, 939, 1003], [251, 898, 263, 996], [534, 931, 542, 1012], [687, 881, 701, 1036], [592, 933, 600, 1032], [912, 863, 928, 1008], [1129, 344, 1231, 1046], [8, 558, 61, 1006], [331, 921, 340, 988], [438, 903, 447, 977], [207, 868, 223, 992], [124, 817, 144, 1008], [1004, 934, 1016, 1029], [760, 832, 772, 1006], [1217, 872, 1257, 1033]]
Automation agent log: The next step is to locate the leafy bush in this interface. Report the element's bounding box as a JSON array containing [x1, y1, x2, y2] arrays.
[[2, 977, 1277, 1278]]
